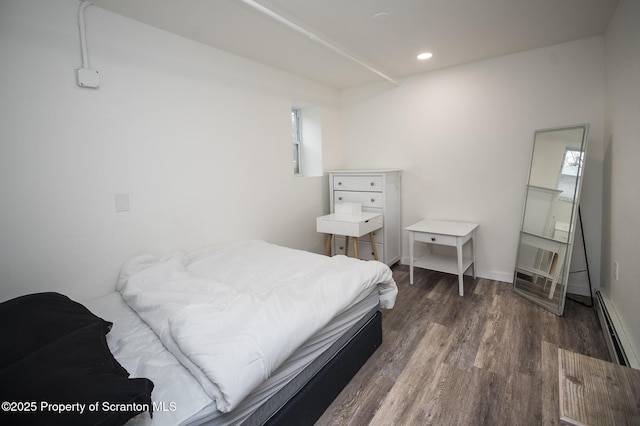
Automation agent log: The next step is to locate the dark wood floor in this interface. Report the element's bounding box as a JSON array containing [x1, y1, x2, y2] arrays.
[[316, 264, 609, 425]]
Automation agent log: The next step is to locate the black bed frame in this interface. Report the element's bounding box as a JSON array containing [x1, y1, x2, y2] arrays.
[[263, 311, 382, 425]]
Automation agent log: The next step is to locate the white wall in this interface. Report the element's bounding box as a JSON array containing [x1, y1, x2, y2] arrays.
[[603, 0, 640, 363], [0, 0, 342, 302], [0, 0, 615, 310], [340, 37, 605, 286]]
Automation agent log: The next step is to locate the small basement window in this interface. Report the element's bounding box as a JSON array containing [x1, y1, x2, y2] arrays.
[[292, 108, 302, 175], [291, 105, 323, 177]]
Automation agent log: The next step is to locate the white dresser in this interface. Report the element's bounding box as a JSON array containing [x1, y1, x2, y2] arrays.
[[328, 170, 402, 265]]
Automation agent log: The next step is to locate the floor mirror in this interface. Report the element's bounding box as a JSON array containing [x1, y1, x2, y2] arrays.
[[513, 124, 588, 315]]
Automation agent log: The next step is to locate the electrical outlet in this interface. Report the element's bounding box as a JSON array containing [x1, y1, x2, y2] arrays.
[[614, 261, 619, 281]]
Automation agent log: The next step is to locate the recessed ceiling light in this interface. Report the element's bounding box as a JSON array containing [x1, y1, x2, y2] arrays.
[[417, 52, 433, 60], [372, 12, 391, 23]]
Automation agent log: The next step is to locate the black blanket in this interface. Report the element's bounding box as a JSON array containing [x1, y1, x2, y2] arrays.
[[0, 292, 154, 425]]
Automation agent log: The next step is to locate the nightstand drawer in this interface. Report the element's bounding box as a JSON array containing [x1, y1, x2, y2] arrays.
[[333, 176, 383, 192], [414, 232, 457, 246], [316, 213, 383, 237], [335, 191, 383, 208]]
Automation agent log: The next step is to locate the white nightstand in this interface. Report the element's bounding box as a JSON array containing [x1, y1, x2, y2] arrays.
[[317, 212, 383, 260], [406, 219, 479, 296]]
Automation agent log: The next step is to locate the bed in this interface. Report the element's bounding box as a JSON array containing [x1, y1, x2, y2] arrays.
[[0, 240, 397, 425]]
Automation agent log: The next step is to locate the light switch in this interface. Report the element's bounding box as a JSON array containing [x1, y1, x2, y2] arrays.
[[115, 193, 130, 212]]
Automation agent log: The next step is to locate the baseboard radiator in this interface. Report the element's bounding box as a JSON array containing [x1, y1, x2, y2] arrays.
[[595, 291, 632, 367]]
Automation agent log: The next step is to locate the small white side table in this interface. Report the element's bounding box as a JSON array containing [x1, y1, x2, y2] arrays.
[[406, 219, 479, 296], [317, 212, 383, 260]]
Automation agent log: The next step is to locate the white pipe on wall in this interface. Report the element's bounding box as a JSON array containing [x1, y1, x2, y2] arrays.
[[78, 1, 91, 69], [239, 0, 400, 86]]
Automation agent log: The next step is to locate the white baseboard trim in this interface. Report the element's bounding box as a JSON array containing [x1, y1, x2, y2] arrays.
[[595, 290, 640, 369]]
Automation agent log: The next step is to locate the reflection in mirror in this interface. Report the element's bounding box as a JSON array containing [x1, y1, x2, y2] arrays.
[[513, 125, 588, 315]]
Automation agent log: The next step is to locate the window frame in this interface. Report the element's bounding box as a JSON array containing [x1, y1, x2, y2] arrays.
[[292, 108, 302, 176]]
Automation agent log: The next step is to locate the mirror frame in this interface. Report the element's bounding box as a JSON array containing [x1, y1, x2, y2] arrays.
[[513, 124, 589, 315]]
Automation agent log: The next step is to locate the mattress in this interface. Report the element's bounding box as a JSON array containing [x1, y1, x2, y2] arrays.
[[85, 288, 380, 425], [115, 240, 396, 414]]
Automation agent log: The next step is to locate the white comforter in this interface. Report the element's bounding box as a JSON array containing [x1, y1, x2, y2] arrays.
[[117, 240, 397, 413]]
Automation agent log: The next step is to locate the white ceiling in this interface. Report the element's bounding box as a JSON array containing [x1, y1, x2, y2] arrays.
[[88, 0, 619, 89]]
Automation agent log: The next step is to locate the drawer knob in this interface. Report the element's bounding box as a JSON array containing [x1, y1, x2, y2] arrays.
[[431, 237, 436, 242], [338, 197, 343, 201], [370, 182, 375, 186], [338, 182, 342, 185], [371, 198, 375, 203]]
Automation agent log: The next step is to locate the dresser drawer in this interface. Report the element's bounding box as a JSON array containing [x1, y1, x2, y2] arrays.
[[413, 232, 457, 246], [333, 175, 383, 192], [335, 191, 383, 208]]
